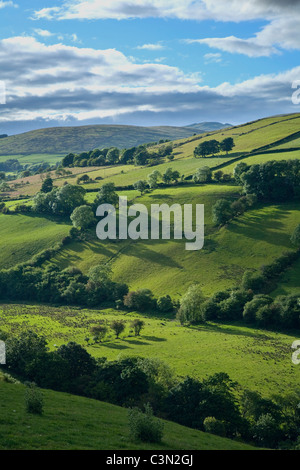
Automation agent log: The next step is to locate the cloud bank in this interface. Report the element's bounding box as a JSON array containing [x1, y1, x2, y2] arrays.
[[0, 36, 298, 131]]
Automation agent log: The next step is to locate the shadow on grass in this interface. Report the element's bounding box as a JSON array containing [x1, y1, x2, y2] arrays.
[[188, 320, 300, 340], [123, 338, 150, 346], [227, 204, 294, 248], [143, 335, 167, 342], [99, 342, 130, 350]]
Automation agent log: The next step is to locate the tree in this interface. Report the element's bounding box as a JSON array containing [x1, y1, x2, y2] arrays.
[[134, 148, 150, 166], [120, 147, 136, 165], [233, 162, 249, 184], [90, 325, 108, 343], [147, 170, 161, 189], [62, 153, 75, 167], [291, 224, 300, 247], [52, 184, 86, 216], [106, 148, 120, 165], [130, 319, 145, 336], [177, 284, 205, 324], [133, 180, 148, 195], [220, 137, 235, 155], [193, 166, 212, 184], [93, 183, 119, 210], [77, 174, 90, 185], [41, 177, 53, 193], [214, 170, 223, 182], [124, 289, 156, 312], [157, 295, 174, 312], [110, 320, 126, 339], [212, 199, 233, 225], [70, 205, 96, 230]]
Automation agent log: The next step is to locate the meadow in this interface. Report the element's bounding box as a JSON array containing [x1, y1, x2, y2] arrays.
[[0, 378, 256, 450], [46, 186, 300, 298], [0, 213, 70, 270], [0, 303, 299, 399]]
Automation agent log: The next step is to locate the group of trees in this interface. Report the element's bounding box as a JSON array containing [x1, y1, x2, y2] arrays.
[[235, 159, 300, 202], [133, 168, 181, 194], [3, 330, 300, 448], [61, 143, 174, 169], [212, 193, 257, 226], [176, 245, 300, 331], [194, 137, 235, 158]]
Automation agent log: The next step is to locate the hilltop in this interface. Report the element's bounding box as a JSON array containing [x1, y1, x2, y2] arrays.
[[0, 124, 201, 156]]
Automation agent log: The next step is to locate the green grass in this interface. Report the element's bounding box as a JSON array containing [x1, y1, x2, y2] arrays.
[[0, 153, 64, 165], [0, 304, 299, 399], [271, 257, 300, 297], [0, 125, 198, 156], [47, 186, 300, 298], [214, 150, 300, 175], [0, 213, 71, 270], [0, 379, 256, 450]]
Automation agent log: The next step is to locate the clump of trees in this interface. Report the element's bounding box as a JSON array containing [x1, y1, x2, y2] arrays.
[[60, 143, 174, 169], [194, 138, 235, 158], [236, 159, 300, 202]]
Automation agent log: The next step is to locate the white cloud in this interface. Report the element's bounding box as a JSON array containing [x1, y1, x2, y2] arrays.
[[136, 43, 165, 50], [0, 1, 17, 9], [33, 0, 300, 21], [204, 52, 222, 63], [0, 36, 298, 127], [188, 36, 279, 57], [34, 29, 55, 38]]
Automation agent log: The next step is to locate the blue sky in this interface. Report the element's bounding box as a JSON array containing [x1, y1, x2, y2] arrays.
[[0, 0, 299, 134]]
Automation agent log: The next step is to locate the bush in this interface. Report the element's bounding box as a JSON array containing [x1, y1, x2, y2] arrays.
[[203, 416, 226, 437], [24, 382, 44, 415], [128, 403, 164, 443]]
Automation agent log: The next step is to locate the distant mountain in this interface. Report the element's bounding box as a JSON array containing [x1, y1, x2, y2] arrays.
[[0, 124, 204, 156], [185, 122, 233, 132]]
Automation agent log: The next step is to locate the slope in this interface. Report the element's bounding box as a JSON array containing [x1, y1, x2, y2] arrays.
[[0, 379, 256, 450]]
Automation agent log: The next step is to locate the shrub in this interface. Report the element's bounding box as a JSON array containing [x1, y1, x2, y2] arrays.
[[128, 403, 164, 443], [203, 416, 226, 437], [24, 382, 44, 415]]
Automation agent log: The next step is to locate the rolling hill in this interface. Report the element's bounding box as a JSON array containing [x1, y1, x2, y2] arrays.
[[0, 378, 256, 450], [0, 124, 203, 156]]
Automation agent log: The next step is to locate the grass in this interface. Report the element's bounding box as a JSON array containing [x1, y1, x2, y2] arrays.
[[0, 213, 71, 270], [0, 153, 64, 166], [214, 150, 300, 175], [0, 303, 299, 399], [0, 125, 198, 156], [46, 187, 300, 298], [0, 379, 256, 450]]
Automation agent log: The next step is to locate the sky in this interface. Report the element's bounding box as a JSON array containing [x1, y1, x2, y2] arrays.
[[0, 0, 299, 135]]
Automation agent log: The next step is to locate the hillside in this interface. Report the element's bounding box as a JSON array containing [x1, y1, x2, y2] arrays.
[[0, 378, 256, 450], [0, 124, 200, 156]]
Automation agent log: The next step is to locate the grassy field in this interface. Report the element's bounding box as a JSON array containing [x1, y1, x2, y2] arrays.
[[0, 378, 256, 450], [0, 303, 299, 399], [0, 153, 64, 166], [214, 149, 300, 175], [46, 185, 300, 297], [271, 257, 300, 298], [0, 125, 199, 156], [0, 213, 71, 270]]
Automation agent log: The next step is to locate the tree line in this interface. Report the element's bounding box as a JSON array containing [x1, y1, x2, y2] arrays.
[[61, 143, 174, 169], [2, 330, 300, 449]]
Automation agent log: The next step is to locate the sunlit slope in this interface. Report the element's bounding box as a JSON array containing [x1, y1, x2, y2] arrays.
[[0, 213, 71, 270], [46, 186, 300, 297], [0, 379, 256, 450]]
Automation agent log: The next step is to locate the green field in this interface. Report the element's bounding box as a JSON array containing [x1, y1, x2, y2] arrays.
[[0, 378, 256, 450], [0, 213, 70, 270], [214, 150, 300, 175], [0, 153, 64, 166], [46, 186, 300, 297], [0, 304, 299, 398]]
